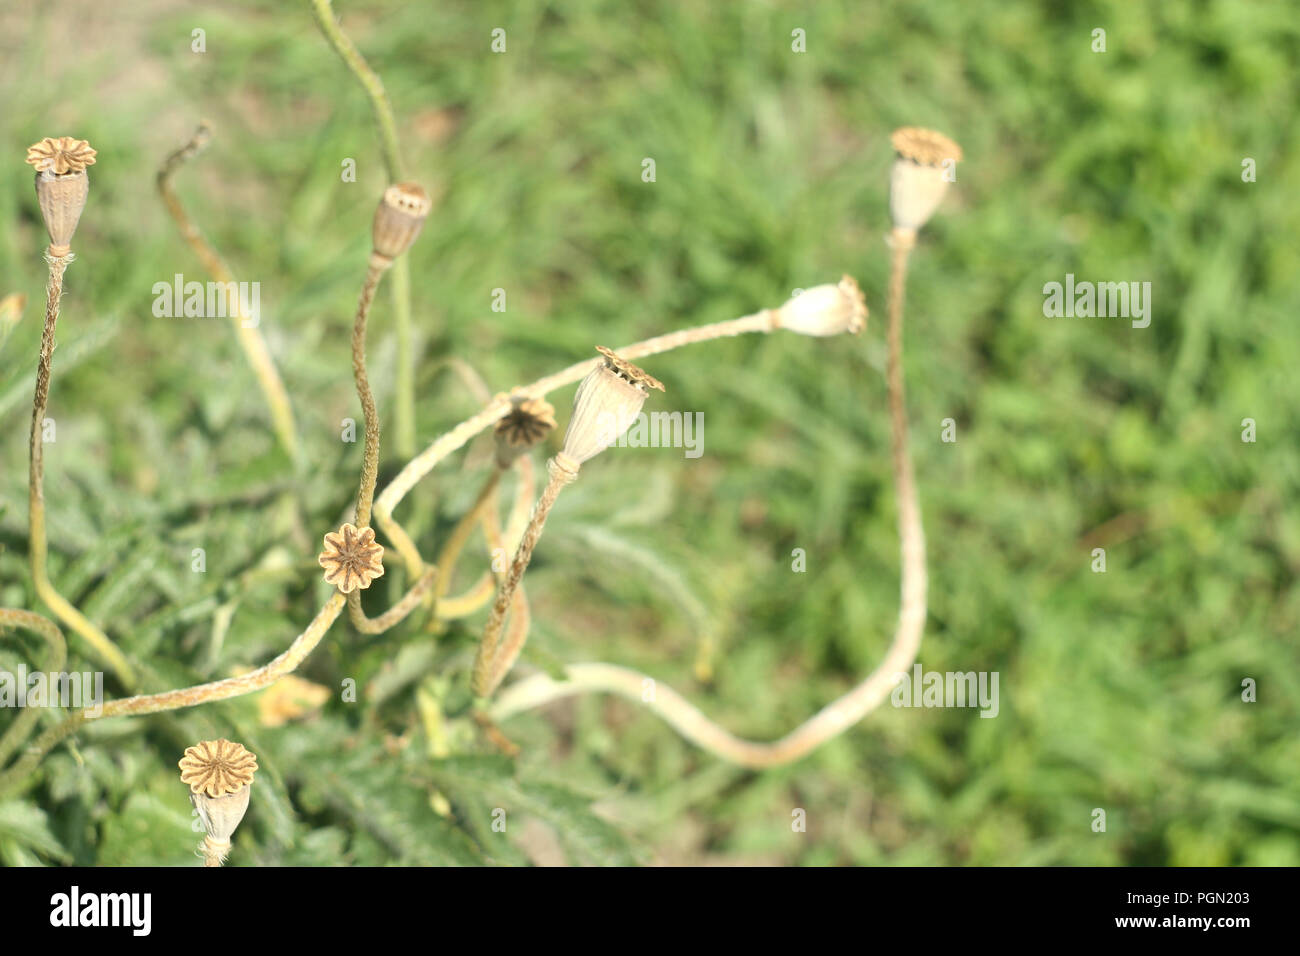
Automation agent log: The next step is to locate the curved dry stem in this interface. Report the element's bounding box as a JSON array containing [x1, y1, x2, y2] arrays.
[[491, 245, 925, 767], [0, 609, 67, 768], [92, 593, 345, 719], [347, 568, 437, 634], [29, 253, 136, 689], [308, 0, 417, 459], [157, 123, 298, 459]]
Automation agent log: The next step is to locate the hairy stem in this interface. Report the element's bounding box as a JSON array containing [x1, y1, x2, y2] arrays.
[[92, 593, 346, 720], [347, 568, 437, 634], [490, 244, 926, 767], [353, 258, 389, 527], [471, 459, 577, 697], [29, 254, 136, 689], [157, 123, 299, 459]]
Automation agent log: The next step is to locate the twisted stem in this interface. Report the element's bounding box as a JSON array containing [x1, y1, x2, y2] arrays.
[[352, 257, 389, 527], [471, 458, 577, 697], [490, 246, 926, 767]]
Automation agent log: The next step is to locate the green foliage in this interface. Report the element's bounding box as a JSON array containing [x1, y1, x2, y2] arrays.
[[0, 0, 1297, 864]]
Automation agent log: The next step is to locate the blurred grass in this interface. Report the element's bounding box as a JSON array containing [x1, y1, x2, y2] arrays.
[[0, 0, 1298, 865]]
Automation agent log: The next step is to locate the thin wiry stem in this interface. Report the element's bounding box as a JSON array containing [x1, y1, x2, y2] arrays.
[[92, 593, 346, 719], [352, 258, 389, 527], [308, 0, 417, 459], [0, 610, 66, 768], [471, 460, 577, 697], [157, 123, 299, 459], [347, 567, 437, 634], [29, 253, 135, 689], [491, 243, 926, 767]]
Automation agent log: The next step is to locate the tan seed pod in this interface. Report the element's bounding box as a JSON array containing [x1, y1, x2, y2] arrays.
[[494, 392, 557, 468], [775, 275, 868, 337], [318, 522, 385, 593], [888, 127, 962, 236], [25, 137, 96, 257], [559, 347, 664, 470], [179, 738, 258, 867], [371, 181, 432, 264]]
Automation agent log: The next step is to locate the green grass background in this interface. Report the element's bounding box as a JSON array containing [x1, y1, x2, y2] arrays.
[[0, 0, 1297, 865]]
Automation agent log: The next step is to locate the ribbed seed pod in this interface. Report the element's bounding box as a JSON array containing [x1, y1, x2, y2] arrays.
[[178, 738, 258, 866], [371, 182, 432, 264], [559, 346, 664, 470], [888, 127, 962, 236], [25, 137, 96, 256], [775, 275, 868, 337]]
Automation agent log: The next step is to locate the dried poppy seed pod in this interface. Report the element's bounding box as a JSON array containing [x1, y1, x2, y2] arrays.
[[888, 127, 962, 237], [775, 275, 868, 337], [558, 346, 664, 472], [25, 137, 97, 257], [318, 522, 385, 593], [494, 392, 557, 469], [371, 181, 431, 265], [178, 738, 258, 867]]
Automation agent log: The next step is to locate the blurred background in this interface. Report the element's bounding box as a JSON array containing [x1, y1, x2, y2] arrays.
[[0, 0, 1297, 865]]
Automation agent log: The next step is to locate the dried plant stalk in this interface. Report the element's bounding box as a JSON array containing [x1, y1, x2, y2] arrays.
[[91, 593, 345, 719], [471, 461, 576, 698], [351, 258, 387, 527], [308, 0, 418, 458], [29, 253, 136, 689], [157, 124, 299, 459]]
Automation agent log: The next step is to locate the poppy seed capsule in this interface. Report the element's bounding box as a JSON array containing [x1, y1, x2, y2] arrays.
[[25, 137, 97, 257], [371, 182, 432, 264], [559, 347, 664, 470], [775, 275, 867, 337], [178, 738, 258, 866], [888, 127, 962, 236]]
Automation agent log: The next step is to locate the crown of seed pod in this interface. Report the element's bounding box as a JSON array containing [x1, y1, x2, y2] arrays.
[[494, 391, 557, 468], [25, 136, 97, 257], [774, 275, 868, 337], [371, 182, 432, 264], [318, 522, 385, 593], [557, 346, 664, 473], [888, 127, 962, 236], [178, 738, 258, 866]]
